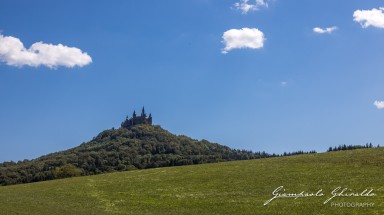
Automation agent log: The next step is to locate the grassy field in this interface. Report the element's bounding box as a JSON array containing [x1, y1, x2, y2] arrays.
[[1, 148, 383, 215]]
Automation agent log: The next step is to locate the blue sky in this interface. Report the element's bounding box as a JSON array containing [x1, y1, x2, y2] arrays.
[[1, 0, 384, 162]]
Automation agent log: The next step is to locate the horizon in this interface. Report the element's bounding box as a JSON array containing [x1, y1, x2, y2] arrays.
[[1, 0, 384, 162]]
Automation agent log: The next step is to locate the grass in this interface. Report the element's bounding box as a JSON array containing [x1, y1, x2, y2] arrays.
[[1, 148, 383, 214]]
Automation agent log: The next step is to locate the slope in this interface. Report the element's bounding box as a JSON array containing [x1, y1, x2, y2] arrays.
[[0, 148, 383, 215]]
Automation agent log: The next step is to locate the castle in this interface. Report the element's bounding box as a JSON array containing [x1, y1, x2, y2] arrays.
[[121, 107, 152, 128]]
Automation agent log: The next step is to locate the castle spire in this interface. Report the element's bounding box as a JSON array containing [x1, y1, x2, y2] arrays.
[[141, 106, 146, 117]]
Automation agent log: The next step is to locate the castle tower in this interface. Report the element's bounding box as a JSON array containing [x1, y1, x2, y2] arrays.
[[121, 107, 152, 129], [141, 106, 146, 117]]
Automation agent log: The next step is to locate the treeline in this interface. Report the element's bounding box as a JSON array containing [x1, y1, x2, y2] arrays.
[[282, 150, 317, 156], [327, 143, 380, 152], [0, 125, 276, 186]]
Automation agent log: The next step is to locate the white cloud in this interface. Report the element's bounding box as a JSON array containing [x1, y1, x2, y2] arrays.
[[234, 0, 268, 14], [280, 81, 288, 87], [374, 100, 384, 109], [353, 7, 384, 29], [222, 28, 265, 54], [0, 34, 92, 68], [313, 26, 337, 34]]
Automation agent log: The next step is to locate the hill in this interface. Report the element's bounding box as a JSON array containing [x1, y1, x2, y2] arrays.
[[0, 124, 267, 186], [0, 148, 382, 214]]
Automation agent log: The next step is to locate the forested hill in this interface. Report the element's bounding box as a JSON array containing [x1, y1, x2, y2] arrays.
[[0, 124, 268, 186]]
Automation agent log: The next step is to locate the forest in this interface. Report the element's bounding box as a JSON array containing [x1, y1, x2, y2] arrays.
[[0, 124, 274, 186]]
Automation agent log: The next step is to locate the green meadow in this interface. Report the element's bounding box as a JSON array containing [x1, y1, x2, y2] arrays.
[[1, 148, 383, 215]]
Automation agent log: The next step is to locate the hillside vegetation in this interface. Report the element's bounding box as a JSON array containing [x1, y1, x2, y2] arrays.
[[0, 125, 266, 186], [0, 148, 383, 215]]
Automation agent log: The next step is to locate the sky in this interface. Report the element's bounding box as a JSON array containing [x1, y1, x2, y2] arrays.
[[1, 0, 384, 162]]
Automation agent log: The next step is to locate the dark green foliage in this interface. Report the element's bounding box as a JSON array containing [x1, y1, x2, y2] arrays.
[[0, 125, 268, 186], [282, 150, 317, 156], [326, 143, 378, 152]]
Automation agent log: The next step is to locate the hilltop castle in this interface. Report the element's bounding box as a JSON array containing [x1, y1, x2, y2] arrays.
[[121, 107, 152, 128]]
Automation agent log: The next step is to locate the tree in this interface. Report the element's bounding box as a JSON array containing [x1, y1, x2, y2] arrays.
[[54, 164, 82, 178]]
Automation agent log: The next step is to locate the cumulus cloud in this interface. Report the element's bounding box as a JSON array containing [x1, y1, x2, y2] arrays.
[[313, 26, 337, 34], [0, 34, 92, 68], [353, 7, 384, 28], [234, 0, 268, 14], [374, 100, 384, 109], [222, 28, 265, 54]]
